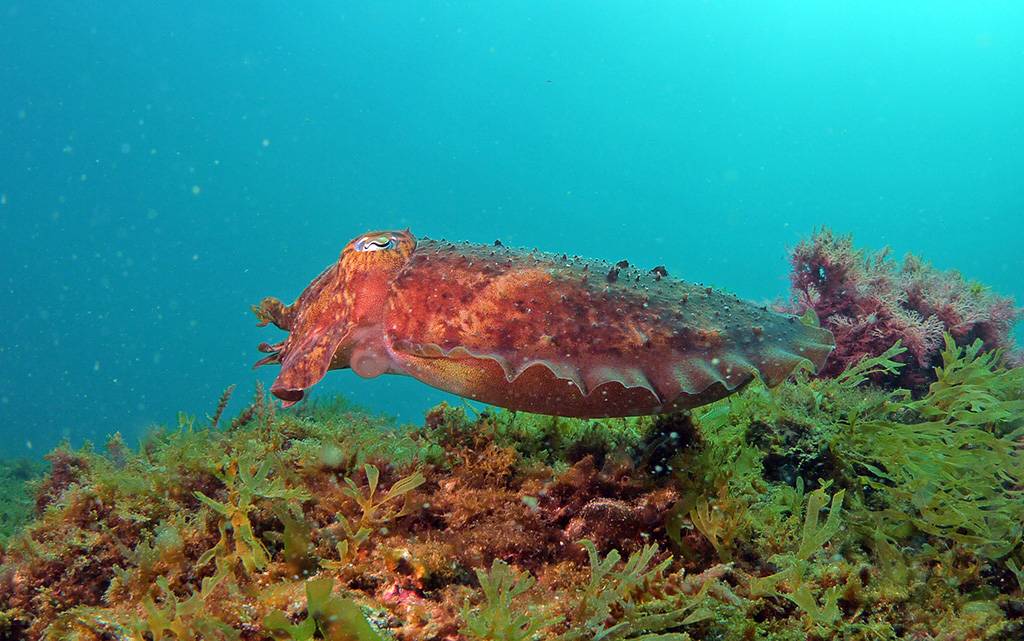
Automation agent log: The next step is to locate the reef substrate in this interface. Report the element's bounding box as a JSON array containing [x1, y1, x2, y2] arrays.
[[1, 336, 1023, 641]]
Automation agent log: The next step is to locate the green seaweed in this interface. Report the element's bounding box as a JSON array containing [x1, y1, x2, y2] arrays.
[[555, 541, 709, 641], [685, 485, 747, 562], [138, 566, 237, 641], [2, 330, 1023, 641], [194, 454, 311, 574], [461, 559, 560, 641], [328, 463, 425, 567], [749, 485, 846, 631], [0, 457, 45, 545], [834, 337, 1024, 557], [107, 518, 188, 602], [264, 578, 383, 641], [267, 504, 320, 578], [1007, 557, 1024, 593]]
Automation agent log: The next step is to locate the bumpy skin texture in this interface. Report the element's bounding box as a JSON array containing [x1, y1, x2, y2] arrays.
[[254, 230, 835, 417]]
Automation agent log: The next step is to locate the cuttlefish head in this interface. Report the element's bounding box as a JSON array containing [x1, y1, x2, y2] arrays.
[[253, 229, 416, 406]]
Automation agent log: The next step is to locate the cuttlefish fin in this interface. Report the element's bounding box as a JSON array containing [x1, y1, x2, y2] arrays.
[[269, 327, 349, 407]]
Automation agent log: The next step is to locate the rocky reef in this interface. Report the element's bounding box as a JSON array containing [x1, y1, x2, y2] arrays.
[[0, 232, 1022, 641]]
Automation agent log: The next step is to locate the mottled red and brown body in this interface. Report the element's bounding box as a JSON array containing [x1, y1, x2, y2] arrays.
[[254, 230, 834, 417]]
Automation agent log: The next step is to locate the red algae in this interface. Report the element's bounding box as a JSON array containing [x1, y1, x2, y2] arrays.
[[786, 228, 1021, 389]]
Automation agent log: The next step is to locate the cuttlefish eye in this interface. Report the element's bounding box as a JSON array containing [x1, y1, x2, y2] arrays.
[[354, 234, 395, 252]]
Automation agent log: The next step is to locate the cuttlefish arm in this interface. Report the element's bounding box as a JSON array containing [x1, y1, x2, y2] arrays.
[[252, 231, 417, 406], [252, 297, 293, 330], [251, 263, 353, 404]]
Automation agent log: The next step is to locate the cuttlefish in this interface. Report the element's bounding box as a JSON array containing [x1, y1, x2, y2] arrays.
[[253, 230, 834, 417]]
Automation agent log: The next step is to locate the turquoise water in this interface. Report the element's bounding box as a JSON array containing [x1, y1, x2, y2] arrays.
[[1, 2, 1021, 455]]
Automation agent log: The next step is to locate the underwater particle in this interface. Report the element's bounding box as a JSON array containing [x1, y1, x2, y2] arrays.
[[191, 185, 201, 195], [253, 229, 834, 417], [0, 193, 6, 205], [261, 138, 270, 147]]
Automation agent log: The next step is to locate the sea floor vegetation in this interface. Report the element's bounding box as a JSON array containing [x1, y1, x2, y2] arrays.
[[784, 228, 1021, 389], [2, 231, 1023, 640], [0, 457, 45, 546], [0, 333, 1022, 641]]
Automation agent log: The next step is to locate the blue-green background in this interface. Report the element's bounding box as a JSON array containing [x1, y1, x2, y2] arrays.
[[2, 2, 1021, 455]]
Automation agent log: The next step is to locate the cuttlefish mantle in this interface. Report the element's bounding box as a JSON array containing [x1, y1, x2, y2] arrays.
[[253, 230, 834, 418]]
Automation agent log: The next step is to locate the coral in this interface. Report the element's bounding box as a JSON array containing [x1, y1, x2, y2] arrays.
[[0, 328, 1022, 640], [787, 228, 1021, 389]]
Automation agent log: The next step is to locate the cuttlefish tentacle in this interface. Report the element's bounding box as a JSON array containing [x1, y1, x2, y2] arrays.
[[254, 230, 834, 417]]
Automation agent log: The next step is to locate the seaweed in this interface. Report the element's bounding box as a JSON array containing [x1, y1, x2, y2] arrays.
[[264, 578, 382, 641], [553, 540, 710, 641], [748, 485, 846, 632], [194, 454, 310, 574], [685, 485, 746, 563], [1, 325, 1023, 640], [834, 337, 1024, 558], [0, 457, 45, 545], [325, 463, 426, 568], [460, 559, 559, 641], [786, 228, 1021, 388], [138, 571, 236, 641]]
